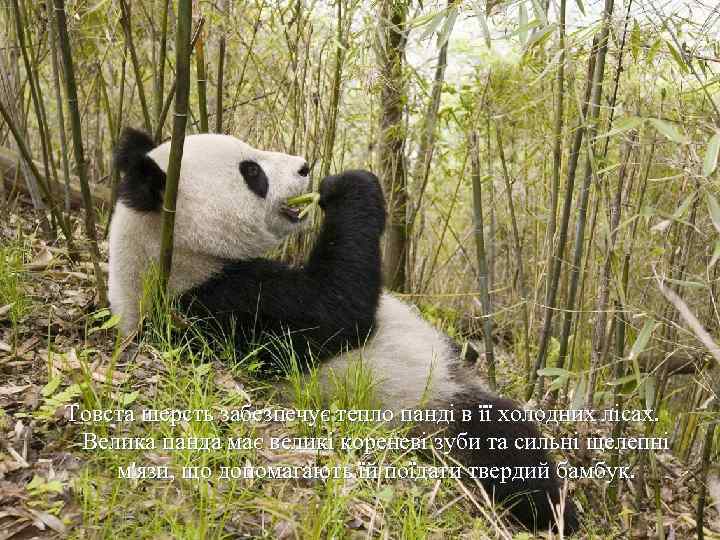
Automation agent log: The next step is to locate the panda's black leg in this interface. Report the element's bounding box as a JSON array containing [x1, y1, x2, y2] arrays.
[[432, 389, 579, 534]]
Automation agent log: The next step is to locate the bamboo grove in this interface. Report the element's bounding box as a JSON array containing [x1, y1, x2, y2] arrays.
[[0, 0, 719, 535]]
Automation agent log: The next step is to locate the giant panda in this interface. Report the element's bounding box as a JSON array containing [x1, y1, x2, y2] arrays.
[[108, 127, 579, 534]]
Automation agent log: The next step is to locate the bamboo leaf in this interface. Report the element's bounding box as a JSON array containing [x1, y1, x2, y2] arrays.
[[41, 376, 62, 397], [650, 219, 671, 233], [663, 277, 706, 289], [518, 2, 528, 45], [472, 1, 492, 49], [644, 375, 656, 410], [706, 193, 720, 235], [548, 373, 570, 392], [628, 320, 656, 386], [665, 40, 688, 73], [647, 38, 662, 65], [100, 314, 121, 330], [419, 10, 446, 42], [629, 320, 655, 361], [596, 115, 643, 139], [531, 0, 547, 26], [648, 118, 689, 143], [84, 0, 109, 17], [436, 5, 458, 50], [574, 0, 586, 16], [630, 19, 641, 61], [570, 376, 587, 410], [525, 23, 557, 50], [709, 240, 720, 270], [537, 367, 572, 377], [607, 373, 640, 386], [702, 132, 720, 176], [671, 191, 696, 220]]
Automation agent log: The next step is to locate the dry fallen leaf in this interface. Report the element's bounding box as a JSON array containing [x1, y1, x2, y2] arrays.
[[23, 248, 54, 271], [25, 507, 67, 534], [0, 385, 30, 396]]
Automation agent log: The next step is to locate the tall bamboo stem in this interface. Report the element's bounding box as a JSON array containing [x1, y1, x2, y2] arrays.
[[12, 0, 56, 215], [119, 0, 152, 134], [195, 22, 209, 133], [496, 126, 530, 375], [155, 0, 170, 132], [53, 0, 107, 305], [0, 99, 77, 257], [469, 131, 496, 389], [158, 0, 193, 286], [555, 0, 614, 402], [377, 0, 409, 292], [48, 0, 72, 213], [215, 1, 227, 133], [526, 35, 599, 401]]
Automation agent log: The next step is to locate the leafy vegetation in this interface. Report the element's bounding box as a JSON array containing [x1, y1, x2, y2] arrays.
[[0, 0, 719, 538]]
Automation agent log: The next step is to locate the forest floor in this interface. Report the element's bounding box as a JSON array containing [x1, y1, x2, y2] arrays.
[[1, 200, 719, 539]]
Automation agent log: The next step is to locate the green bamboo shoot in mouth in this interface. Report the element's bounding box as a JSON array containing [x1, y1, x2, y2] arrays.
[[283, 192, 320, 221]]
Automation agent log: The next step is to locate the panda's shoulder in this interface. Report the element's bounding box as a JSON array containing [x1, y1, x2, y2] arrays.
[[114, 128, 166, 212]]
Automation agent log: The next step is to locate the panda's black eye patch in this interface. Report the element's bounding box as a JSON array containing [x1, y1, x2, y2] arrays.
[[239, 160, 268, 198]]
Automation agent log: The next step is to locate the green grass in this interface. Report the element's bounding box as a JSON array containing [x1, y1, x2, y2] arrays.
[[53, 290, 503, 539], [0, 236, 31, 346]]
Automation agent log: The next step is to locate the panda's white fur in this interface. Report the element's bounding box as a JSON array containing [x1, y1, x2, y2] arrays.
[[110, 133, 309, 332], [321, 294, 465, 409], [109, 133, 461, 407], [109, 129, 577, 533]]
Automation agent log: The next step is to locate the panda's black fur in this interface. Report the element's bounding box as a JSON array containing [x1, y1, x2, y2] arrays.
[[110, 128, 579, 534], [180, 169, 385, 370], [114, 128, 166, 212]]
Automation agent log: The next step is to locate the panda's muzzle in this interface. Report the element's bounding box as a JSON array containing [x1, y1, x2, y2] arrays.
[[279, 203, 305, 223]]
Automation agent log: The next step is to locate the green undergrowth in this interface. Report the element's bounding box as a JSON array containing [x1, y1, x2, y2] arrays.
[[0, 233, 32, 347], [64, 271, 498, 539]]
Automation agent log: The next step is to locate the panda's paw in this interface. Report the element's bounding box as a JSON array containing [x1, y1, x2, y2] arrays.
[[319, 170, 385, 225], [319, 170, 382, 205]]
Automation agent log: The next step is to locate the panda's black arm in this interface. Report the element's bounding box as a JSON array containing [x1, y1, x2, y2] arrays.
[[180, 170, 386, 365]]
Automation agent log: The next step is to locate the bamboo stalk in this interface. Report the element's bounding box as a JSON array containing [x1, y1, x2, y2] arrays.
[[155, 0, 170, 131], [11, 0, 57, 214], [377, 0, 409, 292], [53, 0, 107, 305], [469, 131, 496, 389], [407, 0, 454, 235], [557, 0, 616, 406], [526, 36, 599, 401], [0, 102, 77, 256], [320, 0, 346, 178], [119, 0, 152, 134], [226, 6, 263, 132], [544, 0, 566, 340], [421, 151, 467, 295], [0, 9, 44, 221], [583, 0, 634, 406], [47, 0, 72, 213], [215, 1, 227, 133], [109, 44, 128, 212], [158, 0, 193, 287], [495, 126, 530, 376], [195, 19, 209, 133], [154, 18, 206, 142]]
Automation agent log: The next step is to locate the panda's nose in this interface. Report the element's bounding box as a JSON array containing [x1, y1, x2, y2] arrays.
[[298, 163, 310, 177]]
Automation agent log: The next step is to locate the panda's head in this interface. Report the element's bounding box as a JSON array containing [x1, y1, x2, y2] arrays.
[[113, 128, 311, 260]]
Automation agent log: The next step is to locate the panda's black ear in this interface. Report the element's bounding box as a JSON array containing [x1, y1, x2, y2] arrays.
[[114, 127, 166, 212]]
